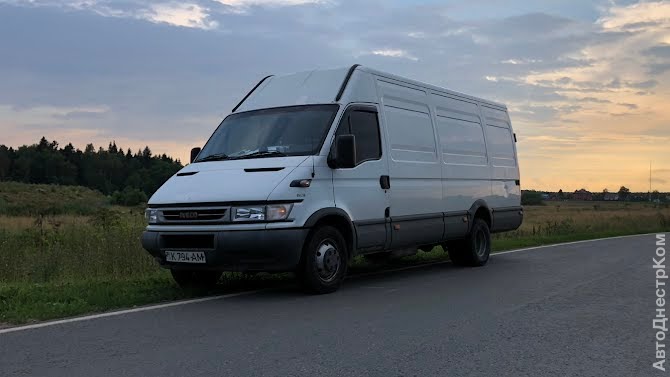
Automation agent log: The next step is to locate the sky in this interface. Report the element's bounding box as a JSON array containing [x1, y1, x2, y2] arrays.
[[0, 0, 669, 192]]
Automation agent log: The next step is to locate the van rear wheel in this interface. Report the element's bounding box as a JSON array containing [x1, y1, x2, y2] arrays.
[[447, 218, 491, 267], [171, 269, 221, 290], [298, 225, 348, 294]]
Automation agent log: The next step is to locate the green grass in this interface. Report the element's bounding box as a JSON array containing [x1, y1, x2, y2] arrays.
[[0, 182, 109, 216], [0, 196, 669, 325], [1, 228, 663, 325], [0, 210, 152, 283], [0, 273, 294, 325], [1, 275, 179, 325]]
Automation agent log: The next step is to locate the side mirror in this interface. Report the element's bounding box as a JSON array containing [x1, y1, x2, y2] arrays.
[[331, 134, 356, 169], [190, 147, 201, 163]]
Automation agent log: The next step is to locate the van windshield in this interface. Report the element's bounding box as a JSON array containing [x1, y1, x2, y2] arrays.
[[196, 105, 339, 162]]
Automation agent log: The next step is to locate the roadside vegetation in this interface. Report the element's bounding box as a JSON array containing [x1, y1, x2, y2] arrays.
[[0, 181, 109, 216], [0, 137, 182, 205], [1, 182, 669, 325]]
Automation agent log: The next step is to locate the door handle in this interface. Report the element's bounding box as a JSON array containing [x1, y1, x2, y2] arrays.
[[380, 175, 390, 190]]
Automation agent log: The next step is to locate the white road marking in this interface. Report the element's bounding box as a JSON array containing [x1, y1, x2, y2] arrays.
[[1, 232, 658, 335], [493, 232, 658, 256], [349, 232, 657, 278], [0, 289, 264, 335]]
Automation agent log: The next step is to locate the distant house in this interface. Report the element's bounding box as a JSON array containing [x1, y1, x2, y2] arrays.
[[603, 192, 619, 201], [573, 189, 593, 201]]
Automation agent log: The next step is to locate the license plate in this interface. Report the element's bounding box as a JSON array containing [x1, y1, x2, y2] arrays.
[[165, 251, 206, 264]]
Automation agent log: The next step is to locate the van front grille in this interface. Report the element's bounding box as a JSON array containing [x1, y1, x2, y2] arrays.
[[159, 207, 230, 224]]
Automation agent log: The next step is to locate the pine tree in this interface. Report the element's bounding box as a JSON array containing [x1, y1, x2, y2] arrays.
[[0, 138, 183, 199]]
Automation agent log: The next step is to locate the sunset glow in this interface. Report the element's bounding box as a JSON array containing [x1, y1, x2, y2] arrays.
[[0, 0, 668, 192]]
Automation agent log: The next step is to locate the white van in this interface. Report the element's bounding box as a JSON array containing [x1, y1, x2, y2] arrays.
[[142, 65, 523, 293]]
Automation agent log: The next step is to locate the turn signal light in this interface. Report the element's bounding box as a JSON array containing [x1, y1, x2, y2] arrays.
[[290, 179, 312, 188]]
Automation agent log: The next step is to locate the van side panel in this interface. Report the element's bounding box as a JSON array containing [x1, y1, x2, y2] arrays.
[[431, 93, 492, 220], [376, 79, 444, 248], [481, 106, 520, 207], [346, 67, 522, 245], [330, 104, 390, 252], [481, 106, 522, 232]]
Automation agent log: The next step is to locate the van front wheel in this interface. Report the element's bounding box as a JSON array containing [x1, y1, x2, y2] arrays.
[[298, 226, 348, 294], [447, 218, 491, 267]]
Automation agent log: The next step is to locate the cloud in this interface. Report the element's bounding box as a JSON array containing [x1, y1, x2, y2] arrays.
[[214, 0, 327, 8], [481, 12, 577, 42], [141, 3, 219, 30], [643, 44, 670, 75], [580, 97, 611, 104], [501, 58, 543, 65], [367, 49, 419, 61], [598, 1, 670, 30], [618, 103, 638, 110], [629, 79, 658, 89], [0, 0, 221, 30], [1, 0, 669, 190], [1, 104, 110, 122], [649, 63, 670, 75], [644, 44, 670, 59], [0, 0, 332, 26], [516, 105, 560, 122]]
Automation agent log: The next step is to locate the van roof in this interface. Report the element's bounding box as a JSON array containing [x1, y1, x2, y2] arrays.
[[233, 67, 350, 113], [233, 65, 507, 113], [357, 65, 507, 110]]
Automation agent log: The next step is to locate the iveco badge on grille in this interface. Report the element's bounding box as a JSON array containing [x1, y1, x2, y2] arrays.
[[178, 211, 199, 219]]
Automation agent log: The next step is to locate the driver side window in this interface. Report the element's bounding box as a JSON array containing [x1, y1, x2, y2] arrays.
[[336, 109, 382, 165]]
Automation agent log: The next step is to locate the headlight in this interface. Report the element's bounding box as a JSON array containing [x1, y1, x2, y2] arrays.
[[232, 204, 293, 222], [233, 207, 265, 221], [145, 209, 159, 224]]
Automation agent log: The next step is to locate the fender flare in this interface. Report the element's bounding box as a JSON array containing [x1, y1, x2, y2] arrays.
[[304, 207, 356, 251], [468, 199, 492, 230]]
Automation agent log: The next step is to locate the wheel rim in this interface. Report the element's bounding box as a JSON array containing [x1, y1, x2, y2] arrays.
[[475, 229, 488, 257], [316, 239, 341, 282]]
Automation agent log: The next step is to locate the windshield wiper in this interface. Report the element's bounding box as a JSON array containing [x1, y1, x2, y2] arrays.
[[230, 150, 287, 160], [195, 153, 230, 163]]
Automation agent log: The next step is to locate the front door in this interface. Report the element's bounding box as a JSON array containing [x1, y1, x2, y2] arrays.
[[332, 104, 389, 252]]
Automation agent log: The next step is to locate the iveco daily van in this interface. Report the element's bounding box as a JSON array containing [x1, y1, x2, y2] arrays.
[[142, 65, 523, 294]]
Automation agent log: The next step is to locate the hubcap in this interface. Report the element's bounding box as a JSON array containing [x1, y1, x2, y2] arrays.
[[475, 230, 488, 257], [316, 239, 341, 282]]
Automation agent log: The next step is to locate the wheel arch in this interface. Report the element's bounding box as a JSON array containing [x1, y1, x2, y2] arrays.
[[304, 208, 356, 259], [468, 200, 492, 230]]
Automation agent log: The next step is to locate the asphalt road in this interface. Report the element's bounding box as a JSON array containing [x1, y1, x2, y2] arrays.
[[1, 234, 662, 377]]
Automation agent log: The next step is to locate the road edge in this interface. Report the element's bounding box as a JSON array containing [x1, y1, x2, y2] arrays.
[[0, 232, 660, 335]]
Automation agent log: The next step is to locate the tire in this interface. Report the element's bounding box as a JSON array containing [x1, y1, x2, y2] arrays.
[[298, 225, 348, 294], [171, 269, 221, 290], [447, 218, 491, 267]]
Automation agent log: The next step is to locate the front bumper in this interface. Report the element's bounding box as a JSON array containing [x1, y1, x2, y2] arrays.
[[141, 228, 309, 272]]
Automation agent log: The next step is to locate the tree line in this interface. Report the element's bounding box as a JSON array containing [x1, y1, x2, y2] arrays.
[[523, 187, 668, 206], [0, 137, 183, 205]]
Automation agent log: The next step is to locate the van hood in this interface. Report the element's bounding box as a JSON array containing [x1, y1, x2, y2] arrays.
[[148, 156, 309, 205]]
